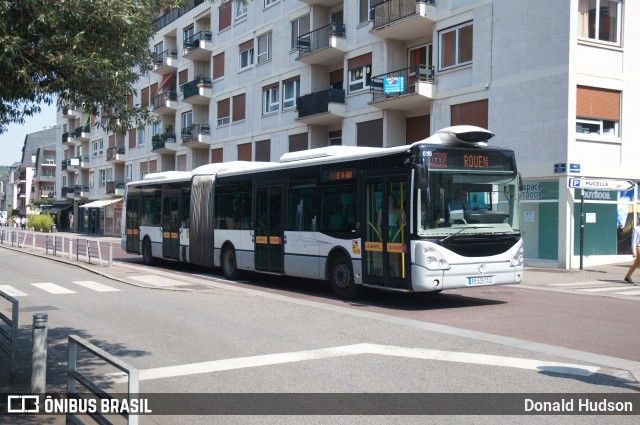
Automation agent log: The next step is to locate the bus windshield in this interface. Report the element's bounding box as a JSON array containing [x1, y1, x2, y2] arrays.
[[415, 171, 520, 237]]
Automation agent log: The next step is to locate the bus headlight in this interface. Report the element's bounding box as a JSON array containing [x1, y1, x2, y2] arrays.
[[510, 245, 524, 267], [422, 246, 449, 271]]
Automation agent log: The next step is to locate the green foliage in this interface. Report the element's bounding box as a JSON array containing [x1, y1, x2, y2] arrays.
[[0, 0, 196, 133], [28, 213, 54, 232], [29, 197, 55, 209]]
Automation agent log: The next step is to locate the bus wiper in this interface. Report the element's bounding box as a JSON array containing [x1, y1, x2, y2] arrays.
[[438, 226, 492, 244]]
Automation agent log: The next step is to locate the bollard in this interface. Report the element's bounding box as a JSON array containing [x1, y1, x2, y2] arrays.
[[69, 240, 73, 260], [31, 313, 48, 393], [108, 242, 113, 267], [32, 233, 36, 251]]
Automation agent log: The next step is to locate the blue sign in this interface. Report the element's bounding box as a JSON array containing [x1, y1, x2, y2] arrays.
[[554, 163, 566, 173], [383, 76, 405, 94], [569, 163, 581, 173]]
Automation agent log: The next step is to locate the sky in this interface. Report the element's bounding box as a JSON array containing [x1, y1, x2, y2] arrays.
[[0, 102, 58, 166]]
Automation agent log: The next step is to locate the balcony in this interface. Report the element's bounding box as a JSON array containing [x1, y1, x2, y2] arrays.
[[106, 181, 126, 197], [369, 65, 435, 111], [62, 105, 76, 119], [153, 49, 178, 75], [297, 23, 347, 66], [106, 146, 126, 163], [37, 172, 56, 182], [62, 186, 74, 198], [296, 89, 346, 126], [183, 31, 213, 61], [299, 0, 342, 5], [370, 0, 436, 41], [62, 131, 74, 146], [181, 78, 212, 105], [67, 155, 90, 171], [152, 133, 178, 154], [152, 91, 178, 114], [74, 185, 90, 199], [181, 124, 210, 148], [74, 125, 91, 142], [41, 157, 56, 166], [153, 0, 205, 31]]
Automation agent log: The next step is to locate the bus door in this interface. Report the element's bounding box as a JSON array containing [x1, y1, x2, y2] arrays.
[[363, 176, 410, 289], [126, 196, 140, 253], [162, 190, 180, 259], [254, 184, 284, 273]]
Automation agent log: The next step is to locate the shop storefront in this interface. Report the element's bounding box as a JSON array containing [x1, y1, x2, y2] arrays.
[[78, 199, 123, 236]]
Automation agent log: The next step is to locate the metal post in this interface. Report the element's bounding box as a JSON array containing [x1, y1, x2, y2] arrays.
[[32, 233, 36, 251], [53, 235, 57, 256], [108, 242, 113, 268], [31, 313, 48, 393], [580, 192, 584, 271], [69, 240, 73, 260]]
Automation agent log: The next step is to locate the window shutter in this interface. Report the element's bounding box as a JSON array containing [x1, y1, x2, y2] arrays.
[[255, 140, 270, 162], [348, 53, 372, 70], [288, 133, 308, 152], [217, 98, 230, 119], [141, 87, 149, 107], [357, 119, 383, 147], [213, 53, 225, 79], [219, 1, 232, 31], [576, 86, 620, 120], [450, 99, 488, 129], [179, 69, 189, 86], [128, 129, 136, 149], [239, 39, 254, 52], [211, 148, 223, 163], [109, 135, 116, 148], [232, 94, 245, 121], [237, 142, 252, 161]]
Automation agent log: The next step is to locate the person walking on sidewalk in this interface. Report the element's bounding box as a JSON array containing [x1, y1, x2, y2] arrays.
[[624, 221, 640, 285]]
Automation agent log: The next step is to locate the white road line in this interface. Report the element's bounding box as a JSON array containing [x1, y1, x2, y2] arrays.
[[105, 343, 602, 384], [31, 282, 76, 294], [613, 289, 640, 296], [548, 281, 606, 287], [128, 275, 190, 287], [0, 285, 27, 297], [72, 281, 120, 292], [579, 286, 631, 292]]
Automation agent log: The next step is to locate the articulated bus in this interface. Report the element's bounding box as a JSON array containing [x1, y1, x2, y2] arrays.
[[122, 126, 523, 298]]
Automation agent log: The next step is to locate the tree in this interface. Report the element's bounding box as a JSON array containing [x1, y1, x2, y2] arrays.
[[0, 0, 237, 134]]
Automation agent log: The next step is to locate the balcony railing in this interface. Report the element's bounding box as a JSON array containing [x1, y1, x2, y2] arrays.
[[181, 78, 212, 100], [370, 64, 435, 102], [181, 124, 210, 142], [152, 91, 178, 108], [296, 88, 345, 118], [183, 31, 212, 51], [61, 186, 74, 197], [371, 0, 435, 29], [74, 185, 90, 197], [152, 0, 205, 31], [74, 125, 90, 139], [106, 146, 125, 161], [297, 23, 346, 55], [152, 133, 177, 149], [154, 49, 178, 65], [106, 181, 126, 195]]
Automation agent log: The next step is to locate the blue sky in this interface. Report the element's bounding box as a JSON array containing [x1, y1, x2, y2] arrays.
[[0, 103, 57, 165]]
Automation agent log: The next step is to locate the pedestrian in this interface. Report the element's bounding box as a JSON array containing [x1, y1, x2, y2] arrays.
[[624, 221, 640, 285], [21, 216, 27, 230]]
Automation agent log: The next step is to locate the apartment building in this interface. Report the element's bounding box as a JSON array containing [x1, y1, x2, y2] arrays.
[[55, 0, 639, 268]]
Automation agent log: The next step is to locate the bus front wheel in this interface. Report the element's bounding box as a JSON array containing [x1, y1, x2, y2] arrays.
[[142, 238, 155, 266], [221, 246, 243, 280], [329, 254, 362, 299]]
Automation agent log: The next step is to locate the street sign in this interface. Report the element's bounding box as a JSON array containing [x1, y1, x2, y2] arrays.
[[554, 163, 566, 173], [569, 163, 581, 173], [568, 178, 635, 191]]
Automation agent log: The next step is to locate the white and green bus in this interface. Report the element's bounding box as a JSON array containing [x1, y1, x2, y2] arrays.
[[122, 126, 523, 298]]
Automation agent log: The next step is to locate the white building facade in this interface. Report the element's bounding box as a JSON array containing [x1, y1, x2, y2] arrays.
[[55, 0, 640, 268]]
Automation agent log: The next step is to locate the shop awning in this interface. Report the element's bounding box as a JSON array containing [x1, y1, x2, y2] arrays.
[[80, 199, 122, 209], [43, 204, 73, 214]]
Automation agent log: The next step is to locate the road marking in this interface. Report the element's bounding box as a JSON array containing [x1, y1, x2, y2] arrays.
[[105, 343, 603, 383], [548, 281, 606, 287], [32, 282, 76, 294], [0, 285, 27, 297], [578, 286, 631, 292], [72, 281, 120, 292], [128, 275, 190, 287], [614, 289, 640, 296]]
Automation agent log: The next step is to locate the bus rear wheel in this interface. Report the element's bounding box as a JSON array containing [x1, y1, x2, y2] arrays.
[[221, 246, 243, 280], [329, 254, 362, 299], [142, 238, 155, 266]]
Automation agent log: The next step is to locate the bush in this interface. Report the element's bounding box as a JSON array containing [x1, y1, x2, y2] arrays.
[[27, 214, 54, 232]]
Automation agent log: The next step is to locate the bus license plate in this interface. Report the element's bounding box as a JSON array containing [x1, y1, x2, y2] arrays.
[[468, 276, 492, 285]]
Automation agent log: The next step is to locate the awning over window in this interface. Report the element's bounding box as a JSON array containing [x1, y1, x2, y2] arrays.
[[80, 199, 122, 209], [43, 203, 73, 215], [158, 72, 176, 91]]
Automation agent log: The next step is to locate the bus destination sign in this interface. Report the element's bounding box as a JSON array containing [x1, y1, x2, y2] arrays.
[[323, 169, 355, 182], [422, 148, 515, 172]]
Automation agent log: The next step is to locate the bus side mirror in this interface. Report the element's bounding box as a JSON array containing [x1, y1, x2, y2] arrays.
[[415, 162, 428, 189], [518, 172, 523, 192]]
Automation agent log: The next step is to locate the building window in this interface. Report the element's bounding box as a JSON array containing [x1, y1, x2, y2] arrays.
[[289, 133, 308, 152], [99, 169, 107, 187], [125, 164, 132, 183], [329, 130, 342, 146], [217, 99, 230, 126], [255, 140, 270, 162], [219, 1, 232, 31], [359, 0, 375, 24], [578, 0, 622, 44], [232, 94, 246, 122], [348, 54, 372, 93], [181, 111, 193, 132], [357, 119, 383, 147], [213, 52, 225, 80], [264, 0, 279, 7], [439, 22, 473, 70], [92, 138, 104, 158], [576, 86, 620, 137], [263, 85, 279, 115], [137, 128, 145, 147], [451, 99, 488, 129], [282, 78, 300, 110], [234, 0, 247, 21], [290, 15, 310, 51], [239, 40, 254, 69], [183, 25, 194, 48], [238, 142, 252, 161], [257, 31, 272, 64]]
